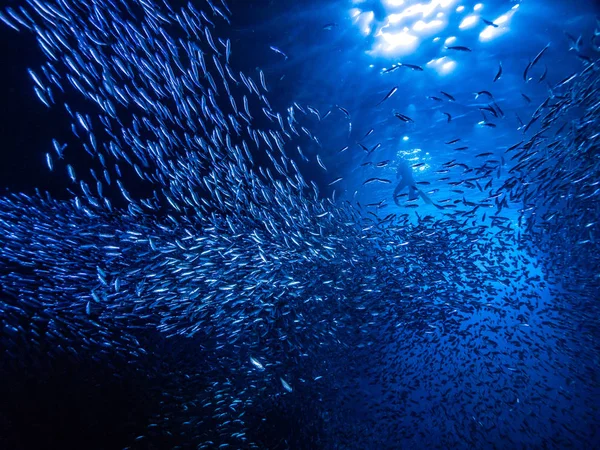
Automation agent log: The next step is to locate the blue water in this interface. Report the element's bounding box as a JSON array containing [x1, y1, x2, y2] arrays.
[[0, 0, 598, 449]]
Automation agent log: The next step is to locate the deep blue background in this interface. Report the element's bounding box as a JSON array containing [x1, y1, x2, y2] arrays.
[[0, 0, 599, 448]]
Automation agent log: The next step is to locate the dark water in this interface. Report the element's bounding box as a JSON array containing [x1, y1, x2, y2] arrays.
[[0, 0, 599, 448]]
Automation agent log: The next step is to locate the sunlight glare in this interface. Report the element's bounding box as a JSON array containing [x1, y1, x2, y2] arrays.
[[444, 36, 456, 45], [427, 56, 456, 75], [459, 14, 478, 29], [380, 30, 419, 53], [384, 0, 406, 6], [479, 4, 518, 42], [359, 0, 465, 56]]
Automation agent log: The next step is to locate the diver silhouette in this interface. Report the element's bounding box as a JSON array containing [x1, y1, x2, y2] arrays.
[[393, 159, 440, 208]]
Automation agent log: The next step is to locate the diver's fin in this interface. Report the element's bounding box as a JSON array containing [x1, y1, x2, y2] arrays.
[[408, 186, 419, 201], [393, 181, 407, 206], [417, 188, 444, 209], [417, 188, 433, 204]]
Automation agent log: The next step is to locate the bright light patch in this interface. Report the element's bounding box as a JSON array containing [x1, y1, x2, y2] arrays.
[[479, 5, 518, 42], [378, 30, 419, 54], [403, 136, 409, 141], [480, 26, 497, 41], [384, 0, 406, 6], [459, 15, 478, 29], [413, 19, 444, 33], [387, 0, 458, 25], [398, 148, 422, 158], [362, 11, 375, 25], [358, 0, 460, 56], [441, 60, 456, 73], [474, 3, 483, 11], [354, 10, 375, 35], [456, 5, 465, 12], [444, 36, 456, 45], [433, 36, 440, 42], [387, 12, 408, 25], [427, 56, 456, 75], [402, 3, 437, 20], [480, 27, 494, 41], [350, 8, 362, 19]]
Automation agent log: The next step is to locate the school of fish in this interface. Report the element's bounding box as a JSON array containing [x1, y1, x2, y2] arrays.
[[0, 0, 598, 448]]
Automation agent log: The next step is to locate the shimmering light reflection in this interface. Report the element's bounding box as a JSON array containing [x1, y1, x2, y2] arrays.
[[353, 10, 375, 35], [444, 36, 456, 45], [354, 0, 509, 57], [399, 148, 421, 160], [387, 0, 458, 24], [479, 4, 519, 42], [359, 0, 460, 56], [441, 60, 456, 73], [384, 0, 406, 6], [398, 148, 431, 172], [375, 29, 419, 54], [427, 56, 456, 75], [413, 19, 444, 33], [459, 14, 478, 29]]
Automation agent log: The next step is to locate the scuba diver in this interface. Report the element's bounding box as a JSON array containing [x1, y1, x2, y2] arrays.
[[393, 159, 441, 208]]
